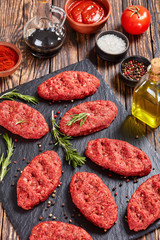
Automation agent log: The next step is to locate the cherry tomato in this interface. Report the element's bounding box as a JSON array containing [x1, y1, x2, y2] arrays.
[[121, 5, 151, 35]]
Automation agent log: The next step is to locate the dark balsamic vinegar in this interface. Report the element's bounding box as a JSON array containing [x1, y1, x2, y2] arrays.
[[26, 28, 65, 58]]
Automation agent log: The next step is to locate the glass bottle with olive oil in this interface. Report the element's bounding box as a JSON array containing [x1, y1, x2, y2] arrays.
[[132, 58, 160, 128]]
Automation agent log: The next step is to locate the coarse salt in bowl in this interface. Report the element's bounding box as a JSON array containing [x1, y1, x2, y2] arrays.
[[95, 30, 129, 62]]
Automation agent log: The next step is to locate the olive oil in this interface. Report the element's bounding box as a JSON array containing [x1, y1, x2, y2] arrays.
[[132, 58, 160, 128]]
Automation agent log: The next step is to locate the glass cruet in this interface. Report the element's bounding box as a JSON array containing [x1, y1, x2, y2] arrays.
[[132, 58, 160, 128], [23, 0, 66, 58]]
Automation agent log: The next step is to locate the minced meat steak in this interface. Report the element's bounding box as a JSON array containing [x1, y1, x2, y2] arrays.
[[59, 100, 118, 137], [17, 151, 62, 210], [37, 71, 100, 101], [85, 138, 152, 177], [127, 174, 160, 231], [70, 172, 118, 230], [29, 221, 93, 240], [0, 100, 49, 139]]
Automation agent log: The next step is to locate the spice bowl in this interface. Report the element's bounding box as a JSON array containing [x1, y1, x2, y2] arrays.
[[95, 30, 129, 62], [64, 0, 111, 34], [119, 55, 151, 87], [0, 42, 22, 77]]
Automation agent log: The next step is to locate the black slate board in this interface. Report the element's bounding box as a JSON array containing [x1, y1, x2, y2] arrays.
[[0, 59, 160, 240]]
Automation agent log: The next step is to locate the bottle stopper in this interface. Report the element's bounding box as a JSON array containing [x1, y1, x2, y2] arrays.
[[151, 58, 160, 75]]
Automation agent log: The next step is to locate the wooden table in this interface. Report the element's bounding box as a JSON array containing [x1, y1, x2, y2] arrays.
[[0, 0, 160, 239]]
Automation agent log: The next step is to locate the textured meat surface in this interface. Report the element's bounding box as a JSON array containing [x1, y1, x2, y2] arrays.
[[17, 151, 62, 210], [0, 100, 49, 139], [59, 100, 118, 137], [127, 174, 160, 231], [70, 172, 118, 230], [29, 221, 93, 240], [85, 138, 151, 177], [37, 71, 100, 101]]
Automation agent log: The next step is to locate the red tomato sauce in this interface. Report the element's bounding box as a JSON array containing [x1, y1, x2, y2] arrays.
[[67, 0, 107, 24]]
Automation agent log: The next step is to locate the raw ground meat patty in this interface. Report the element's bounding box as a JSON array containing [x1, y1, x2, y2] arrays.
[[70, 172, 118, 230], [17, 151, 62, 210], [0, 100, 49, 139], [127, 174, 160, 231], [29, 221, 93, 240], [59, 100, 118, 137], [37, 71, 100, 101], [85, 138, 152, 177]]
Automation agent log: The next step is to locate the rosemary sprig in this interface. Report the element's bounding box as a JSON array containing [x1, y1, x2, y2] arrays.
[[66, 113, 89, 127], [0, 133, 14, 182], [0, 88, 39, 104], [51, 111, 86, 168]]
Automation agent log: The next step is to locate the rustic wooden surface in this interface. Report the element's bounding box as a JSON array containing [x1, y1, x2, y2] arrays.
[[0, 0, 160, 239]]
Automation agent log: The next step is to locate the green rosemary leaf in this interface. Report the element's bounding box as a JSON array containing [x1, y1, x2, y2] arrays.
[[0, 133, 14, 182], [66, 113, 89, 127], [15, 119, 27, 125], [51, 111, 86, 168], [0, 89, 39, 104]]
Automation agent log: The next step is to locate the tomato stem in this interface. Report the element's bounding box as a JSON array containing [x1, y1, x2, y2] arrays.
[[127, 6, 141, 18]]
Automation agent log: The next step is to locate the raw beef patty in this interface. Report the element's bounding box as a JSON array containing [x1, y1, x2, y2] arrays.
[[17, 151, 62, 210], [0, 100, 49, 139], [29, 221, 93, 240], [59, 100, 118, 137], [37, 71, 100, 101], [85, 138, 152, 177], [70, 172, 118, 230], [127, 174, 160, 231]]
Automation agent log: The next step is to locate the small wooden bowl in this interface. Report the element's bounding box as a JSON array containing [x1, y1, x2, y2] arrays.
[[65, 0, 111, 34], [0, 42, 22, 77]]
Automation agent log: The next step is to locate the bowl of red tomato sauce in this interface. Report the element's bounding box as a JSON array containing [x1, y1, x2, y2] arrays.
[[0, 42, 22, 77], [65, 0, 111, 34]]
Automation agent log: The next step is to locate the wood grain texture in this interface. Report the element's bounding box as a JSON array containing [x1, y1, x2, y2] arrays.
[[0, 0, 160, 239]]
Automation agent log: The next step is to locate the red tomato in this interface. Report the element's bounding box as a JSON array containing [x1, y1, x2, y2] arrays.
[[121, 5, 151, 35]]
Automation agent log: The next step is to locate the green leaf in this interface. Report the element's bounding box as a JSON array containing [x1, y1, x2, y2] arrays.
[[66, 113, 89, 126], [0, 133, 14, 182], [0, 89, 39, 104], [51, 111, 86, 168]]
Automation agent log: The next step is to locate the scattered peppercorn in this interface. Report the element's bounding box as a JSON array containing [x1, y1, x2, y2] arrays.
[[11, 182, 15, 186], [119, 183, 123, 187], [126, 195, 129, 198], [69, 219, 72, 223], [52, 216, 56, 220], [153, 167, 155, 170], [122, 60, 147, 81], [14, 161, 17, 164], [112, 186, 116, 191], [62, 203, 65, 207], [14, 139, 18, 143], [17, 168, 21, 172], [133, 179, 138, 183], [23, 157, 26, 161], [135, 135, 139, 139], [57, 111, 60, 114], [39, 216, 43, 221], [126, 179, 130, 183], [54, 115, 57, 118], [114, 192, 118, 196], [49, 140, 53, 145]]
